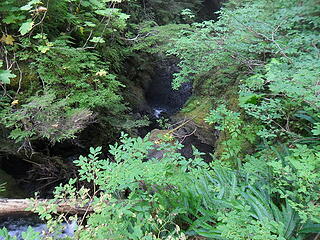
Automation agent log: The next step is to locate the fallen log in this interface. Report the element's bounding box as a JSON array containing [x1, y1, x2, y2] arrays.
[[0, 199, 92, 216]]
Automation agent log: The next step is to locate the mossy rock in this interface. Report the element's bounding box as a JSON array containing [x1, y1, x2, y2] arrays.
[[147, 129, 176, 159], [179, 95, 212, 125], [176, 74, 242, 156], [124, 82, 151, 113]]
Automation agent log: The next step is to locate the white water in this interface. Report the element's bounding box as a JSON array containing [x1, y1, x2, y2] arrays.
[[153, 107, 167, 118], [0, 217, 76, 240]]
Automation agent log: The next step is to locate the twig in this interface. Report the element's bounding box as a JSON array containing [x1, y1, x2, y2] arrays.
[[179, 127, 197, 143], [82, 30, 94, 49], [119, 32, 152, 41], [15, 59, 23, 94], [28, 1, 49, 37], [166, 117, 195, 135], [93, 2, 116, 48], [0, 83, 7, 97], [233, 16, 292, 62]]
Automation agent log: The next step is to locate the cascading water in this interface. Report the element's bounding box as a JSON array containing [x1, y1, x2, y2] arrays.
[[0, 59, 212, 238], [135, 58, 193, 139], [144, 58, 214, 160], [145, 59, 192, 118]]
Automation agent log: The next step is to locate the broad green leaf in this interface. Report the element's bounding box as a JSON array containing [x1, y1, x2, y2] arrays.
[[95, 9, 114, 16], [20, 0, 41, 11], [3, 15, 25, 24], [0, 70, 16, 84], [239, 93, 263, 105], [19, 20, 34, 35], [38, 45, 50, 53], [90, 37, 105, 43], [20, 4, 33, 11], [84, 21, 96, 27]]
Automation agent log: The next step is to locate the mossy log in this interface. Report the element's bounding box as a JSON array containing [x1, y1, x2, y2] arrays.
[[0, 199, 92, 216]]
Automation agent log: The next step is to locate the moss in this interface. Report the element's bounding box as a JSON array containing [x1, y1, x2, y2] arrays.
[[173, 95, 215, 146], [177, 71, 249, 161], [178, 73, 239, 128], [10, 64, 39, 92], [211, 87, 241, 159], [180, 95, 212, 126]]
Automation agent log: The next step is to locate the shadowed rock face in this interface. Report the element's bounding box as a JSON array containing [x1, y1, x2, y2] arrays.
[[145, 59, 192, 118], [143, 59, 214, 161], [199, 0, 226, 20]]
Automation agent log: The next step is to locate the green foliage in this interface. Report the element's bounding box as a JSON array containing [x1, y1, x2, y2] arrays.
[[179, 166, 317, 240], [0, 228, 15, 240], [0, 226, 40, 240], [180, 9, 195, 23], [28, 134, 320, 239], [156, 117, 171, 129], [214, 207, 285, 240], [0, 183, 5, 193], [1, 92, 93, 144], [2, 0, 320, 239], [19, 20, 34, 35], [131, 22, 190, 54], [0, 0, 134, 147], [163, 0, 320, 101], [205, 105, 258, 165], [21, 227, 41, 240], [268, 145, 320, 223], [31, 134, 196, 239], [75, 133, 190, 194], [312, 122, 320, 136], [31, 42, 127, 113], [133, 0, 320, 238], [138, 0, 202, 25], [241, 98, 288, 139], [0, 69, 16, 84]]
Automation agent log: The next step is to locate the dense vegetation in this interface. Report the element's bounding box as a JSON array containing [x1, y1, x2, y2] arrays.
[[0, 0, 319, 239]]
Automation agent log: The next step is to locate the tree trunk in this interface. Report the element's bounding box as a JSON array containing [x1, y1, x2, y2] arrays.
[[0, 199, 92, 216]]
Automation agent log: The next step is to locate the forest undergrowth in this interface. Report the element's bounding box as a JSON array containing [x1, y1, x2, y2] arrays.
[[0, 0, 319, 239]]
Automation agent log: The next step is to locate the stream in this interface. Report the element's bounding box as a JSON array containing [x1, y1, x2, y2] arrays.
[[145, 60, 192, 118], [0, 59, 213, 239], [145, 59, 214, 160], [0, 215, 75, 239]]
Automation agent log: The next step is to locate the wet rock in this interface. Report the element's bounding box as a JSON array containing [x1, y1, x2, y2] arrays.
[[145, 58, 192, 116]]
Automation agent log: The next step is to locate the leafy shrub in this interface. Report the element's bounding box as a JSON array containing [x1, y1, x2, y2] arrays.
[[268, 145, 320, 223], [24, 135, 319, 239], [0, 0, 131, 147]]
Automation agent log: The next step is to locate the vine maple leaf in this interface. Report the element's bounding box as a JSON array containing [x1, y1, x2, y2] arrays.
[[0, 34, 15, 45]]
